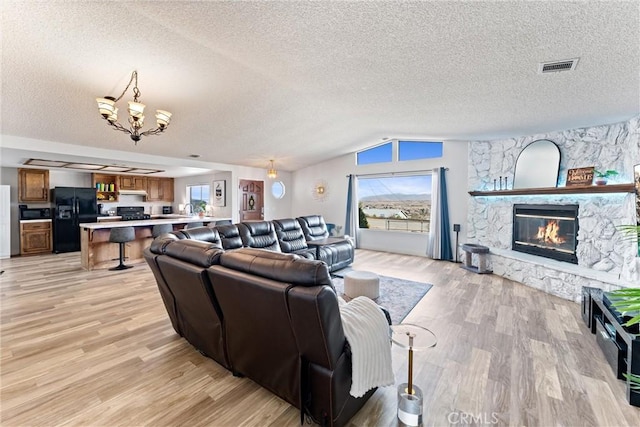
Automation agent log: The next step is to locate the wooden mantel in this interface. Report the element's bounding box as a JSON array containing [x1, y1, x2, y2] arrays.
[[468, 183, 635, 197]]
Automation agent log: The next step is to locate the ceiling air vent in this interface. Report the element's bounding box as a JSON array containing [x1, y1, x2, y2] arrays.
[[539, 58, 579, 74]]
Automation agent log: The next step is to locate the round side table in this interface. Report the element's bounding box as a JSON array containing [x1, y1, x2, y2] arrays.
[[391, 323, 437, 427]]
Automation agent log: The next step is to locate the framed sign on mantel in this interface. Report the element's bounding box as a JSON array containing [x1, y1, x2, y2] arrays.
[[566, 166, 595, 187], [213, 180, 226, 207]]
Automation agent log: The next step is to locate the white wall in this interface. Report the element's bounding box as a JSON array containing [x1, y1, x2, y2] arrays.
[[291, 141, 469, 256], [174, 166, 292, 223]]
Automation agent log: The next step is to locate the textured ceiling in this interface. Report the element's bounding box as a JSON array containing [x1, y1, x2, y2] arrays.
[[1, 1, 639, 174]]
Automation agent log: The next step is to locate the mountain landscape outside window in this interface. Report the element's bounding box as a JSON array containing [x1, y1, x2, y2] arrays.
[[358, 174, 432, 233]]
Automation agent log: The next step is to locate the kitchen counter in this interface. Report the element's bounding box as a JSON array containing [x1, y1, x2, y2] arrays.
[[79, 217, 230, 270], [81, 216, 220, 229]]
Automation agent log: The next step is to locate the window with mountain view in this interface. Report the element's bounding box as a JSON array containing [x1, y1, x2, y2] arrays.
[[358, 174, 432, 233], [186, 184, 210, 213]]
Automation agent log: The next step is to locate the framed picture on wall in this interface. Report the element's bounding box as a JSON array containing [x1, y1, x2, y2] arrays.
[[213, 180, 226, 207]]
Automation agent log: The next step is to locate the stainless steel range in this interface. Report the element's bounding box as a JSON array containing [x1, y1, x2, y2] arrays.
[[117, 206, 150, 221]]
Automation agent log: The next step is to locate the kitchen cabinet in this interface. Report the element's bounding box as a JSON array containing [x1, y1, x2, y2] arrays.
[[119, 175, 147, 191], [147, 178, 174, 202], [92, 173, 119, 203], [20, 220, 52, 255], [18, 168, 49, 202]]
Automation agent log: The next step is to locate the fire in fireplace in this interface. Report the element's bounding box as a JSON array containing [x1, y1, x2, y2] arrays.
[[512, 204, 579, 264]]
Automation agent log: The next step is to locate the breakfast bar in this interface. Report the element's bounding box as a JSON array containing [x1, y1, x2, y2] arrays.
[[79, 216, 229, 270]]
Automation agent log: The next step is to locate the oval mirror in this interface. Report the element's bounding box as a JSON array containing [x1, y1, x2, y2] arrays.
[[513, 139, 561, 189], [271, 181, 286, 199]]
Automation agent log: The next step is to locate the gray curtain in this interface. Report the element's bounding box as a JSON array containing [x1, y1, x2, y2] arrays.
[[427, 167, 453, 260]]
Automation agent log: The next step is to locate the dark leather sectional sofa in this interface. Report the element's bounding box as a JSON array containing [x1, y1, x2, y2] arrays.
[[144, 220, 375, 427], [173, 215, 354, 272]]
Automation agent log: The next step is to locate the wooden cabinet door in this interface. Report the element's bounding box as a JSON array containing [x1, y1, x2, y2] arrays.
[[20, 222, 52, 255], [146, 178, 162, 201], [134, 177, 147, 191], [161, 178, 174, 202], [119, 175, 135, 190], [18, 168, 49, 202], [146, 178, 173, 201], [121, 175, 147, 190]]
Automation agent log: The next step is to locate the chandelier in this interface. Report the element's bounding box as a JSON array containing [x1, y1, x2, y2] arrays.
[[96, 71, 171, 144], [267, 160, 277, 179]]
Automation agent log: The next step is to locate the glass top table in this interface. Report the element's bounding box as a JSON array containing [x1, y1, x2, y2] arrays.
[[391, 323, 437, 351], [391, 323, 437, 426]]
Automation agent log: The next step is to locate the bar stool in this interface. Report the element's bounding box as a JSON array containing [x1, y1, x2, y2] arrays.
[[184, 222, 204, 229], [152, 223, 173, 238], [109, 227, 135, 271]]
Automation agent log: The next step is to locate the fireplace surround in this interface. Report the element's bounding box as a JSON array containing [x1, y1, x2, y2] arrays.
[[512, 204, 579, 264]]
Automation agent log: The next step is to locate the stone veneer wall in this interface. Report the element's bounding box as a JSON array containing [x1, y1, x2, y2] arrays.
[[467, 116, 640, 302]]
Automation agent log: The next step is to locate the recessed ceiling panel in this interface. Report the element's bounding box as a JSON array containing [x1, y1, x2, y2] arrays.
[[63, 163, 104, 170], [24, 159, 70, 167]]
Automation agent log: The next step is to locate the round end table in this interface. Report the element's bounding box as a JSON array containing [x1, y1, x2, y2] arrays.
[[391, 323, 437, 427]]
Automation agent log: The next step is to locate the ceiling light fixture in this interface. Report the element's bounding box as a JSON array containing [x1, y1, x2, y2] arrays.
[[96, 70, 172, 144], [267, 160, 278, 179]]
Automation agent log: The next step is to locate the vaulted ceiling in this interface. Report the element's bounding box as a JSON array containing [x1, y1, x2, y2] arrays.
[[2, 1, 638, 175]]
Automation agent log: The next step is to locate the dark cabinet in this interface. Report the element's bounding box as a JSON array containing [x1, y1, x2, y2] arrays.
[[584, 287, 640, 407]]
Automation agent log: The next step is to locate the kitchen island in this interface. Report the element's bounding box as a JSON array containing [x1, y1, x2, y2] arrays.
[[79, 216, 230, 270]]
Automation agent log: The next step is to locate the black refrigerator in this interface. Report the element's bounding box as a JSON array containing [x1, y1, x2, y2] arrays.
[[52, 187, 98, 253]]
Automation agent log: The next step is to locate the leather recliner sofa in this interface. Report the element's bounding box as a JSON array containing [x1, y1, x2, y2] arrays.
[[297, 215, 354, 272], [144, 241, 376, 427], [157, 216, 354, 272]]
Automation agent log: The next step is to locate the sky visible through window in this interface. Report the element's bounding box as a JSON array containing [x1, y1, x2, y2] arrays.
[[356, 142, 392, 165], [399, 141, 443, 161], [357, 140, 442, 165]]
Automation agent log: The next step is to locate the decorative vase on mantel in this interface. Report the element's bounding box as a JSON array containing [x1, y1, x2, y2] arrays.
[[593, 169, 618, 186]]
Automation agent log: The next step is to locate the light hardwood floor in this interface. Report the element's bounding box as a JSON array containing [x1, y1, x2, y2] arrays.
[[1, 250, 639, 426]]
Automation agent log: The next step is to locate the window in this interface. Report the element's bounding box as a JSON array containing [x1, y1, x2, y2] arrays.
[[356, 142, 392, 165], [271, 181, 286, 199], [356, 140, 443, 165], [358, 174, 432, 233], [186, 184, 210, 213], [398, 141, 443, 161]]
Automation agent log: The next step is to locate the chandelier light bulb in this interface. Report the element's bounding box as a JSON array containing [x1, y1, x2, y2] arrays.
[[267, 160, 277, 179], [155, 110, 172, 128]]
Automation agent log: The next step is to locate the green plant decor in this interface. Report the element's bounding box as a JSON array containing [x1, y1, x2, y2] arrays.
[[594, 169, 619, 178]]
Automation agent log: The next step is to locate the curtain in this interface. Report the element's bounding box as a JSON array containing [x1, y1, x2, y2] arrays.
[[344, 174, 359, 248], [427, 167, 453, 260]]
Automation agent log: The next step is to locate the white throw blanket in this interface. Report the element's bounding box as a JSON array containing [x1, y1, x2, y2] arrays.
[[338, 296, 394, 397]]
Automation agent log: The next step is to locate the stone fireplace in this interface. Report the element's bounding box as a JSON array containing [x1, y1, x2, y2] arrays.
[[466, 116, 640, 302], [512, 204, 579, 264]]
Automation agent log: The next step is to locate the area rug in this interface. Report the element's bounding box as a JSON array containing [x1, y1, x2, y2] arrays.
[[331, 275, 432, 324]]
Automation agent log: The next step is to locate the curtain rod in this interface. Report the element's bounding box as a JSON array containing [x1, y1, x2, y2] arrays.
[[346, 168, 448, 178]]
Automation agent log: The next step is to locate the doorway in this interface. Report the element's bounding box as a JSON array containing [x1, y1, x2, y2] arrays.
[[238, 179, 264, 221]]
